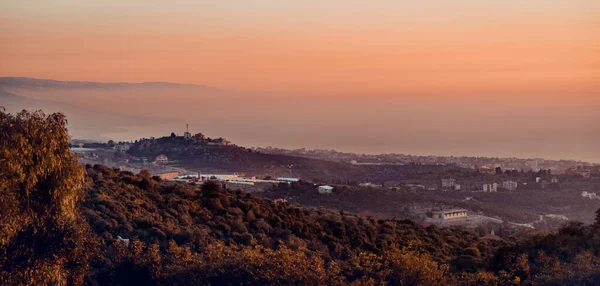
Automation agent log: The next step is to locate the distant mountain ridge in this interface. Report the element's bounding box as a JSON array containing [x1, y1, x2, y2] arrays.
[[0, 77, 209, 90]]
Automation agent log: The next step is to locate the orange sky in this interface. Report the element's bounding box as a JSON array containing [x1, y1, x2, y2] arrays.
[[1, 1, 599, 97]]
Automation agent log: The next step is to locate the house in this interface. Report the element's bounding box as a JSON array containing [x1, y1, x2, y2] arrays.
[[432, 209, 468, 220], [502, 180, 518, 192], [155, 154, 168, 164], [318, 185, 333, 194]]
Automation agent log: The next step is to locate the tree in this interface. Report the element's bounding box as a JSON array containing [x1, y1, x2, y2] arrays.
[[595, 208, 600, 226], [495, 167, 503, 175], [0, 109, 95, 285]]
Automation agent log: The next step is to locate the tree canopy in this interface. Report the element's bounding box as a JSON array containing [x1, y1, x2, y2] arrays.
[[0, 109, 94, 285]]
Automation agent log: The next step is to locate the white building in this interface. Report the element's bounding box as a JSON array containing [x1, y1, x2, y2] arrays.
[[277, 177, 300, 183], [441, 178, 456, 189], [433, 209, 468, 220], [155, 154, 168, 164], [502, 180, 518, 192], [318, 185, 334, 194], [483, 183, 498, 192], [184, 124, 192, 140]]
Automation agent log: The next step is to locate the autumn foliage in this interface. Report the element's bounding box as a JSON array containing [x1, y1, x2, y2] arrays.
[[0, 109, 94, 285]]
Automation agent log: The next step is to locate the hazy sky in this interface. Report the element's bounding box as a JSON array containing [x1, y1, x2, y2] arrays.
[[1, 1, 599, 95], [1, 1, 599, 161]]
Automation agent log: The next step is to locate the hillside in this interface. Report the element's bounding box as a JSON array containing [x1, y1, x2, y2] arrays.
[[125, 134, 457, 182], [82, 164, 600, 285]]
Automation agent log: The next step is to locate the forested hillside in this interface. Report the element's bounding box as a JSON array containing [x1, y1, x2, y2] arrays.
[[2, 109, 600, 285]]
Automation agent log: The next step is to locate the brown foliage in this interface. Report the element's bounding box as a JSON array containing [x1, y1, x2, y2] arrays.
[[0, 109, 95, 285]]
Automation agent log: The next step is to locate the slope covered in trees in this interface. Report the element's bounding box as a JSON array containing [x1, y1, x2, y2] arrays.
[[2, 109, 600, 285], [81, 165, 600, 285]]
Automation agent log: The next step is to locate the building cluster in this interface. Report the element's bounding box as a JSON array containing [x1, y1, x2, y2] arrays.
[[166, 173, 301, 193], [440, 178, 520, 193], [136, 125, 232, 152], [255, 147, 588, 173]]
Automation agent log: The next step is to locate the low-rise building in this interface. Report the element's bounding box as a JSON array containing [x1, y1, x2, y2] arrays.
[[433, 209, 468, 220], [502, 180, 518, 192], [155, 154, 168, 164], [441, 178, 456, 189], [318, 185, 334, 194], [277, 177, 300, 183], [483, 183, 498, 192], [200, 174, 239, 181]]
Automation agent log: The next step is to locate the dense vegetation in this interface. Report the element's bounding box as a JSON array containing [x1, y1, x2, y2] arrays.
[[0, 109, 94, 285], [2, 109, 600, 285]]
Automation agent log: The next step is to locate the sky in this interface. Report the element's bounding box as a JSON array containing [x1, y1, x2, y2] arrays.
[[1, 1, 599, 161]]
